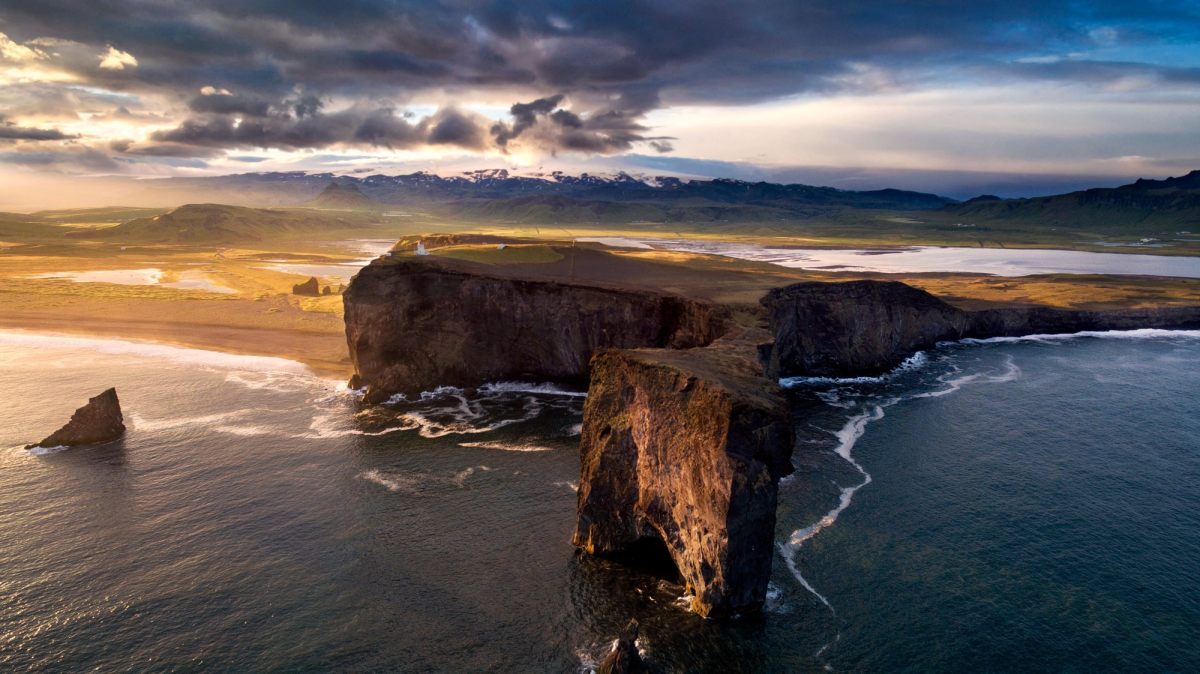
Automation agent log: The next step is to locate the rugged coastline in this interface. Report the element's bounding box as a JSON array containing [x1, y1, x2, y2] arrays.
[[342, 243, 1200, 618]]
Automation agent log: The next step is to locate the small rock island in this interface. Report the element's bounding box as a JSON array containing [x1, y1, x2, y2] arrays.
[[28, 387, 126, 449], [343, 239, 1200, 617]]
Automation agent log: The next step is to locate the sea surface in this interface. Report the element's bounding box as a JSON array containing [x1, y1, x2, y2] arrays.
[[2, 329, 1198, 672], [579, 237, 1200, 278]]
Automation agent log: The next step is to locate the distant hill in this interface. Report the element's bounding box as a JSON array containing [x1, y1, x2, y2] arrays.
[[86, 203, 377, 244], [946, 170, 1200, 232], [307, 182, 380, 210]]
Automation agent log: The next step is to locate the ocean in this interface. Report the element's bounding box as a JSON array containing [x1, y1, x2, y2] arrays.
[[1, 329, 1198, 672]]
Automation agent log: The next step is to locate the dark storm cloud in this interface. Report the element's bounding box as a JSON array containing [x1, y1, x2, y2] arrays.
[[491, 90, 671, 154], [147, 104, 492, 153], [188, 92, 274, 117], [1, 0, 1199, 158]]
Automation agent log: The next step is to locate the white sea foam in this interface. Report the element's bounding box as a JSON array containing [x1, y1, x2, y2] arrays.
[[780, 350, 1025, 612], [452, 465, 492, 487], [553, 480, 580, 492], [459, 440, 557, 452], [909, 355, 1021, 399], [781, 328, 1200, 390], [956, 328, 1200, 345], [358, 465, 492, 493], [25, 444, 68, 456], [212, 424, 277, 437], [779, 352, 929, 388], [477, 381, 587, 397], [779, 405, 885, 609], [307, 383, 576, 440], [224, 370, 319, 394], [0, 330, 313, 374], [358, 469, 426, 494], [130, 410, 251, 432]]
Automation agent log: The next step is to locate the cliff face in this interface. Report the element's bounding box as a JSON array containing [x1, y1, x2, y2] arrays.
[[344, 257, 725, 399], [764, 280, 1200, 378], [573, 328, 792, 617], [762, 281, 968, 377], [28, 388, 125, 449]]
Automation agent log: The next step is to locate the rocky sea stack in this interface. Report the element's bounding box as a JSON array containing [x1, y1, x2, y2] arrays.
[[28, 388, 126, 449], [597, 619, 646, 674], [292, 276, 321, 296]]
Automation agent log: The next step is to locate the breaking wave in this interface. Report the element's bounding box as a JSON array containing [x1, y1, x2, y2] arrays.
[[357, 465, 493, 494], [779, 352, 1025, 612], [955, 328, 1200, 345]]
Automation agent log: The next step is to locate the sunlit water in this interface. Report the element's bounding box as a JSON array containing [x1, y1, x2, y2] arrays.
[[28, 269, 237, 294], [1, 330, 1198, 671], [579, 237, 1200, 277]]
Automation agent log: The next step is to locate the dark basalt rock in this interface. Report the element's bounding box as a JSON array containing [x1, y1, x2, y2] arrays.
[[292, 276, 320, 296], [763, 280, 1200, 378], [28, 388, 125, 449], [342, 252, 1200, 620], [762, 280, 968, 377], [598, 619, 646, 674], [343, 256, 725, 400]]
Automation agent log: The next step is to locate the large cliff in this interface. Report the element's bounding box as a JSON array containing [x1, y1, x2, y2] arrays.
[[763, 280, 1200, 378], [344, 256, 725, 400]]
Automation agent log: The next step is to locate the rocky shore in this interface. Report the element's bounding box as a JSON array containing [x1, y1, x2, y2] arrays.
[[343, 244, 1200, 617]]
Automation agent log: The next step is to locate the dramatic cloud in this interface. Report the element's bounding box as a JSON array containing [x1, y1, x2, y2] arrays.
[[0, 1, 1198, 182], [0, 32, 48, 62], [146, 103, 494, 153]]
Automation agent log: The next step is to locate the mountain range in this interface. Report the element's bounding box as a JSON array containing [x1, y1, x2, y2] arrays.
[[138, 168, 1200, 232]]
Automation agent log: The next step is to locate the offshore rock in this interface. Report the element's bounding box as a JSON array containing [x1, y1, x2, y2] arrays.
[[573, 327, 792, 617], [597, 619, 646, 674], [292, 276, 320, 296], [28, 388, 125, 449]]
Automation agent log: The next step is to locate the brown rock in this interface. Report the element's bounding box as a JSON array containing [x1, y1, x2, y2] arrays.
[[28, 388, 126, 449], [292, 276, 320, 296], [573, 328, 792, 617]]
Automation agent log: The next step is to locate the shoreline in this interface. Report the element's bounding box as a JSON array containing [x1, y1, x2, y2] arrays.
[[0, 316, 350, 379]]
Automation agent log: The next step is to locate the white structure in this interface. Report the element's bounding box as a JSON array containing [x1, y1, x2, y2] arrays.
[[415, 241, 429, 256]]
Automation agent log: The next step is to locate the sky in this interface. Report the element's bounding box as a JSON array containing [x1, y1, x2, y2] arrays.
[[2, 0, 1200, 199]]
